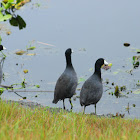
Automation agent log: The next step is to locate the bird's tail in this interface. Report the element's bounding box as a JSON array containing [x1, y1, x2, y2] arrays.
[[80, 99, 84, 106], [52, 99, 58, 104]]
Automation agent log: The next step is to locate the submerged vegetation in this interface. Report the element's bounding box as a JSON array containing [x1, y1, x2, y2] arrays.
[[0, 100, 140, 139]]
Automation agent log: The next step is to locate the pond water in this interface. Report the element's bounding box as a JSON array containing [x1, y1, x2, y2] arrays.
[[0, 0, 140, 118]]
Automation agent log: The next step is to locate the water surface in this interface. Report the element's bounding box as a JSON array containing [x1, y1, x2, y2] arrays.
[[1, 0, 140, 118]]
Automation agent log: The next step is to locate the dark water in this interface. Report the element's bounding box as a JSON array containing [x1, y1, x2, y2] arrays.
[[0, 0, 140, 118]]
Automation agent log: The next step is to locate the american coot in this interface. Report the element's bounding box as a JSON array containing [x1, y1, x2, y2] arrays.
[[80, 58, 108, 114], [0, 45, 6, 51], [52, 48, 78, 110]]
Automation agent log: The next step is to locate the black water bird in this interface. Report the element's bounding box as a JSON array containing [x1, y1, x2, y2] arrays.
[[80, 58, 108, 114], [52, 48, 78, 110], [0, 45, 6, 51]]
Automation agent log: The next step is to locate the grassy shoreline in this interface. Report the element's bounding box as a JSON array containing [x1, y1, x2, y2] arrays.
[[0, 100, 140, 140]]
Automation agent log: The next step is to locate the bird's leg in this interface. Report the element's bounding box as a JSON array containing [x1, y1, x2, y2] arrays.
[[95, 104, 96, 115], [63, 99, 65, 110], [83, 106, 85, 114], [69, 98, 73, 110], [1, 51, 6, 59]]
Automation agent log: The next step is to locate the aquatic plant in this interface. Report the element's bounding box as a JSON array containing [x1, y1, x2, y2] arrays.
[[0, 0, 27, 29]]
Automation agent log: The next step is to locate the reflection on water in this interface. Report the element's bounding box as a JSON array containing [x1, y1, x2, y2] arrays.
[[0, 0, 140, 118]]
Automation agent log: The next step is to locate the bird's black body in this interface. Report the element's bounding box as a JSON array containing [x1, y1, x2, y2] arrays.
[[80, 58, 107, 114], [52, 48, 78, 110]]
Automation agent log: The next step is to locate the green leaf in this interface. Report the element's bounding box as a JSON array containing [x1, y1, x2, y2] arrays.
[[3, 14, 12, 20], [136, 49, 140, 53], [10, 17, 19, 26], [27, 46, 36, 50], [8, 0, 14, 2], [89, 68, 93, 71], [17, 0, 24, 4], [5, 3, 12, 9], [113, 71, 119, 75], [133, 56, 135, 61], [15, 50, 26, 55], [0, 7, 4, 12], [1, 2, 6, 8], [0, 11, 4, 21], [0, 88, 6, 95], [36, 85, 40, 88], [17, 15, 26, 30], [78, 77, 86, 83]]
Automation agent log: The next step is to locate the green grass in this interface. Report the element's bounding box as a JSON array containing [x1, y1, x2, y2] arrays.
[[0, 100, 140, 140]]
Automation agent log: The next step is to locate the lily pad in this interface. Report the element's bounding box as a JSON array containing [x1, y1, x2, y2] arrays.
[[15, 50, 26, 55]]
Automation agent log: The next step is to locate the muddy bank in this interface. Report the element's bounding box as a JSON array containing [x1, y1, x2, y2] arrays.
[[5, 100, 125, 118]]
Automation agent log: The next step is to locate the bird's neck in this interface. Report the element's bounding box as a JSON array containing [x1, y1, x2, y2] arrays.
[[66, 55, 73, 68], [94, 65, 101, 79]]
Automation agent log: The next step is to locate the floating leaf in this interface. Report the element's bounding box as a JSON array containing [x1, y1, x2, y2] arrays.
[[132, 56, 140, 68], [36, 85, 40, 88], [79, 48, 86, 51], [120, 86, 126, 91], [78, 77, 86, 83], [136, 82, 140, 86], [136, 49, 140, 53], [27, 46, 36, 50], [114, 85, 119, 97], [108, 63, 112, 67], [15, 50, 26, 55], [124, 43, 130, 47], [23, 69, 28, 74], [6, 31, 11, 35], [89, 68, 93, 71], [113, 69, 123, 75], [19, 97, 27, 100], [26, 53, 36, 56], [132, 104, 136, 107], [133, 89, 140, 94], [0, 88, 6, 95], [23, 97, 27, 99]]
